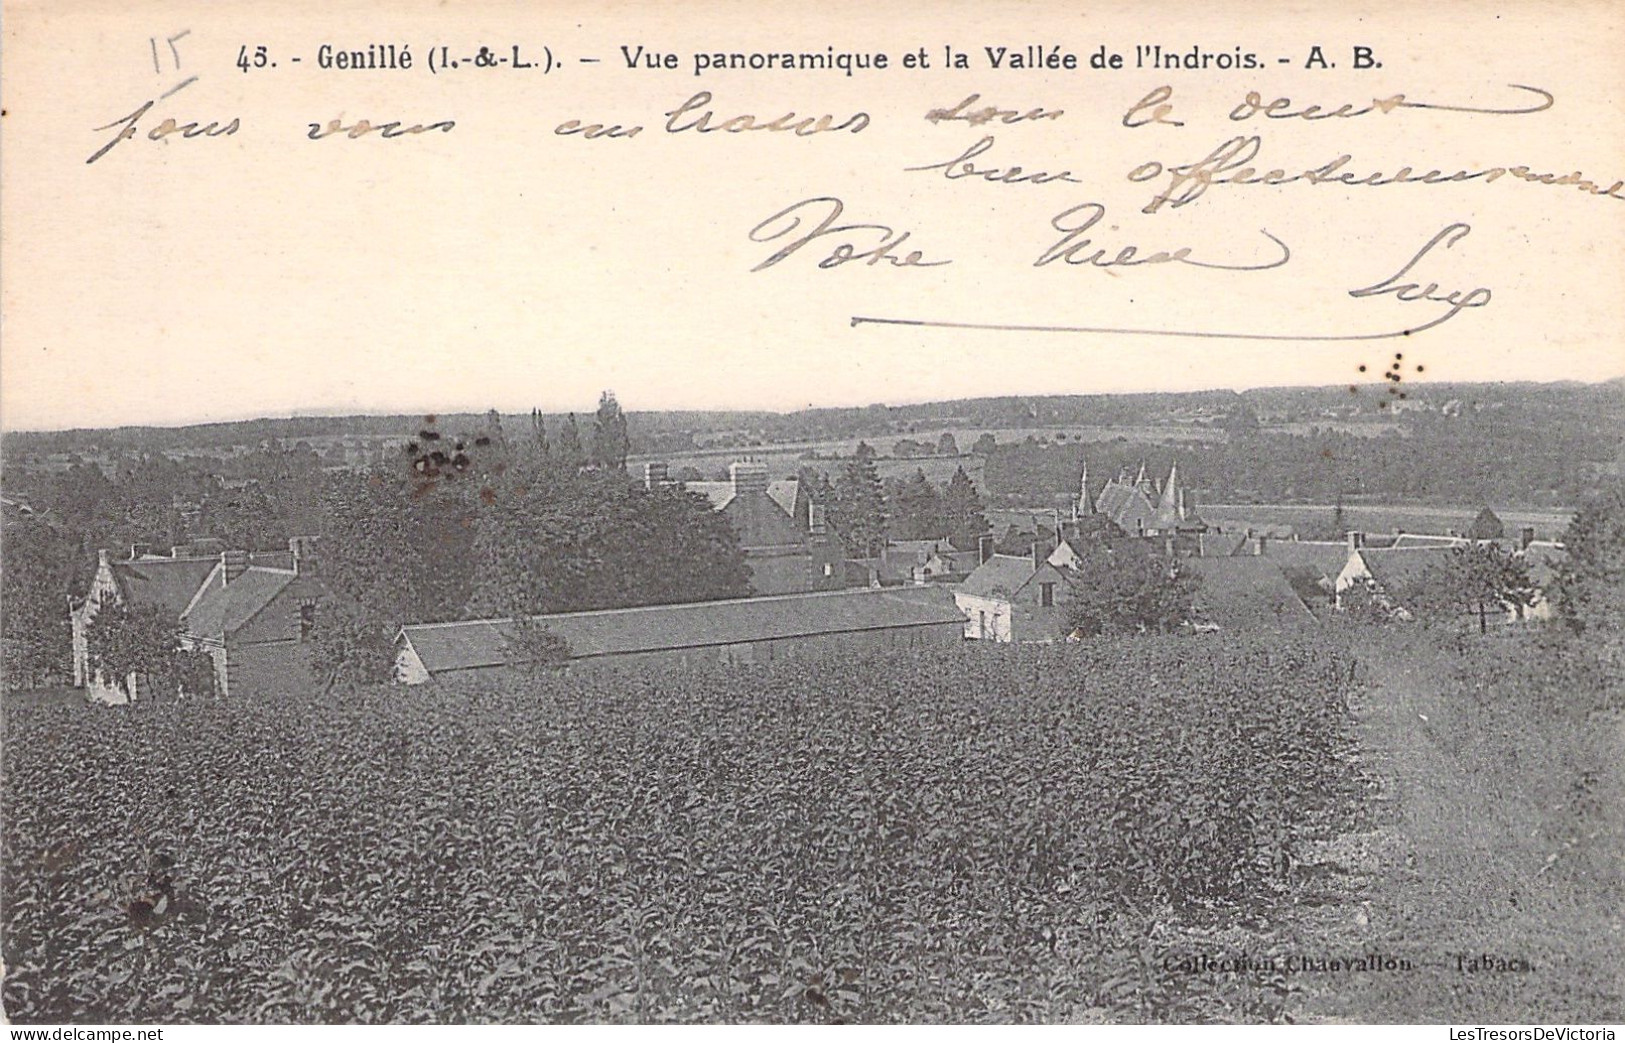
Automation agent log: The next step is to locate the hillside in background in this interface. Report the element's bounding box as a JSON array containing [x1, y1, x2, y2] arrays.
[[3, 379, 1621, 510]]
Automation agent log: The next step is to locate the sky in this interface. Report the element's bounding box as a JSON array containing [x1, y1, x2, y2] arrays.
[[3, 0, 1621, 432]]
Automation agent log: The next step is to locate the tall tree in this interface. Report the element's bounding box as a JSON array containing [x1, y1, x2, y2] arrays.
[[591, 391, 632, 473], [465, 471, 748, 619], [937, 432, 960, 457], [831, 442, 888, 557], [942, 465, 990, 551], [529, 408, 551, 466], [1555, 482, 1625, 636], [197, 481, 286, 550], [1, 518, 76, 690], [83, 602, 209, 702], [1416, 543, 1536, 634], [313, 467, 478, 686], [887, 469, 946, 540], [1064, 546, 1200, 637], [472, 409, 511, 484], [556, 414, 587, 471]]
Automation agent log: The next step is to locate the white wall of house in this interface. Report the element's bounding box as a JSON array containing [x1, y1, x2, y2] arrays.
[[1047, 542, 1081, 571], [394, 644, 431, 685], [1332, 553, 1374, 608], [71, 557, 135, 703], [70, 559, 121, 688], [954, 591, 1012, 642]]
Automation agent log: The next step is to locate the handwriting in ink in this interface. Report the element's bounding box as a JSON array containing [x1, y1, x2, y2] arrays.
[[924, 93, 1065, 126], [1034, 203, 1290, 271], [1349, 223, 1491, 327], [306, 117, 456, 140], [86, 99, 239, 164], [1228, 83, 1555, 121], [748, 197, 951, 272], [905, 136, 1083, 185], [1131, 135, 1624, 213], [664, 91, 869, 136]]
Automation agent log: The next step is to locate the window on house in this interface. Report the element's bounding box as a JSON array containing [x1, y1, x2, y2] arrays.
[[1040, 582, 1055, 608], [299, 600, 317, 642]]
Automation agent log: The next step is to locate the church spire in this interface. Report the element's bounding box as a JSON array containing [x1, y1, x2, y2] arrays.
[[1158, 461, 1179, 513]]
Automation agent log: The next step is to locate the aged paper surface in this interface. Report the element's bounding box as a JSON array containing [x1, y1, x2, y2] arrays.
[[2, 0, 1622, 1029], [2, 0, 1621, 424]]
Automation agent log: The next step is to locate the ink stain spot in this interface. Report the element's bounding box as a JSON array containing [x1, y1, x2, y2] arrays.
[[480, 486, 497, 505]]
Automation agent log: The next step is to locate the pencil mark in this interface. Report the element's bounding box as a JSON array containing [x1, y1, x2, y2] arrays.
[[158, 76, 197, 100]]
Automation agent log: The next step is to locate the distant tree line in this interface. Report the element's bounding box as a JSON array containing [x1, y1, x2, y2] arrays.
[[2, 392, 746, 691], [985, 420, 1613, 509], [796, 443, 990, 557], [314, 391, 748, 685]]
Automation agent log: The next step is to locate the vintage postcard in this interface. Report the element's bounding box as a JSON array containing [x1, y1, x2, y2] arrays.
[[1, 0, 1621, 1028]]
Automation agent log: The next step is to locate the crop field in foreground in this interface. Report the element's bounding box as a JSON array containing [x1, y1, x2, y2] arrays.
[[3, 636, 1367, 1023]]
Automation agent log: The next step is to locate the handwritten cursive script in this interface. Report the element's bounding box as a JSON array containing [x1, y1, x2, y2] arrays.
[[1131, 135, 1625, 213], [1349, 223, 1491, 329], [87, 100, 239, 164], [1035, 203, 1290, 271], [905, 135, 1083, 185], [748, 197, 951, 272]]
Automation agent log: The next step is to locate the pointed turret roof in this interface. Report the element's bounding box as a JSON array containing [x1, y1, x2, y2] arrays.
[[1158, 463, 1179, 513]]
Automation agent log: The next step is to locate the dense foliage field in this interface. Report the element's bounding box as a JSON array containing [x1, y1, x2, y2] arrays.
[[2, 635, 1366, 1023]]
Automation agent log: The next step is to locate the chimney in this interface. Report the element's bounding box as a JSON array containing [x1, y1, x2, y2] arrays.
[[978, 533, 994, 565], [289, 536, 318, 575], [1520, 526, 1536, 550], [1032, 539, 1045, 569], [644, 461, 669, 490], [1346, 530, 1365, 550], [221, 549, 250, 586], [808, 502, 827, 535], [728, 460, 770, 497]]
